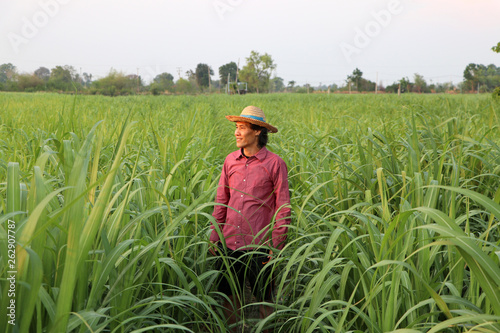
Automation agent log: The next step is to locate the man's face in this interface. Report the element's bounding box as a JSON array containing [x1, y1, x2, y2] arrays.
[[234, 122, 261, 149]]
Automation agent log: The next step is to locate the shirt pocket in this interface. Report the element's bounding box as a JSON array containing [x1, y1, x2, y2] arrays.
[[253, 177, 275, 202], [227, 169, 244, 189]]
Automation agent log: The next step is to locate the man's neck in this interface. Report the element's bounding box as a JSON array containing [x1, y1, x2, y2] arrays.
[[243, 146, 261, 157]]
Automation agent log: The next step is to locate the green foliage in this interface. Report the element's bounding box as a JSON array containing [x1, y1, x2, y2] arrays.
[[346, 68, 376, 92], [174, 78, 195, 94], [152, 72, 174, 93], [150, 83, 161, 95], [219, 61, 238, 86], [48, 65, 79, 91], [91, 69, 139, 96], [463, 63, 500, 92], [386, 77, 412, 93], [0, 63, 16, 83], [492, 42, 500, 53], [493, 87, 500, 99], [1, 93, 500, 332], [413, 73, 427, 93], [194, 63, 213, 88], [239, 50, 276, 93], [270, 76, 285, 92], [16, 74, 45, 92], [34, 67, 50, 81]]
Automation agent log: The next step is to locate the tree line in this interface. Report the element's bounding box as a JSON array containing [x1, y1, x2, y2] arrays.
[[1, 48, 499, 96]]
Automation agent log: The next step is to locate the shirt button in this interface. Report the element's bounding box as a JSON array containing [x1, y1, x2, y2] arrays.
[[246, 164, 248, 167], [241, 195, 243, 197], [243, 179, 246, 182]]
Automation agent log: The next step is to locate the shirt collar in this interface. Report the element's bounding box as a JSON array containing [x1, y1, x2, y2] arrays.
[[236, 146, 268, 161]]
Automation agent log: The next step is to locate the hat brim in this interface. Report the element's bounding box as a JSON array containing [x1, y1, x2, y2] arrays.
[[226, 115, 278, 133]]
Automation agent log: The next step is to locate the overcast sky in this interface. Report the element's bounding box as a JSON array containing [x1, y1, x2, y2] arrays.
[[1, 0, 499, 87]]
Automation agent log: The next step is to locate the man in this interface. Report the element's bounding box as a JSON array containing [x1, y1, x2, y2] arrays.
[[210, 105, 291, 331]]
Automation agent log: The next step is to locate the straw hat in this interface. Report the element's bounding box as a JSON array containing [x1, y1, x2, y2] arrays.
[[225, 106, 278, 133]]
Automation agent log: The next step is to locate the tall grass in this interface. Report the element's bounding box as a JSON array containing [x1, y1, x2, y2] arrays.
[[0, 92, 499, 332]]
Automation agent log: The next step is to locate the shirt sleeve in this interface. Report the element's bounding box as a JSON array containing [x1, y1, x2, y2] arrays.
[[271, 159, 291, 249], [210, 158, 230, 243]]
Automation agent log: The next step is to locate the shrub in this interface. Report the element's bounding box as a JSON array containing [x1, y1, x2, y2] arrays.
[[492, 87, 500, 99]]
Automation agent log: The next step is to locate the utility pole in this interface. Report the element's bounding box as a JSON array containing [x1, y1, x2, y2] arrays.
[[236, 59, 240, 94], [136, 68, 140, 94], [375, 72, 378, 94], [208, 66, 211, 90], [269, 68, 274, 93], [176, 67, 182, 79]]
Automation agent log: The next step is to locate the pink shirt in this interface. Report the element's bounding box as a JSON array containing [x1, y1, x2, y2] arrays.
[[210, 147, 291, 250]]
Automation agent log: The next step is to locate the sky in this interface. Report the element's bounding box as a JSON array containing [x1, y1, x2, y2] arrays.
[[1, 0, 499, 87]]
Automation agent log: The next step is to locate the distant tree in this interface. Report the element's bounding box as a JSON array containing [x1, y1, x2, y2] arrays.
[[0, 63, 16, 83], [413, 73, 427, 93], [152, 72, 174, 92], [239, 51, 276, 93], [154, 72, 174, 84], [91, 69, 138, 96], [385, 77, 411, 93], [17, 74, 44, 91], [461, 63, 500, 92], [296, 84, 314, 94], [400, 77, 411, 93], [175, 78, 194, 94], [270, 76, 285, 92], [194, 63, 213, 88], [185, 70, 196, 81], [126, 74, 142, 93], [346, 68, 375, 92], [219, 62, 238, 86], [82, 72, 92, 87], [150, 85, 161, 96], [385, 82, 398, 93], [434, 82, 454, 93], [34, 67, 50, 81], [463, 63, 480, 92], [288, 80, 295, 89], [48, 65, 78, 91], [347, 68, 363, 91]]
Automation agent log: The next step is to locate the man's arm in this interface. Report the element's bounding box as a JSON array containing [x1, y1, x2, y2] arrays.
[[271, 159, 291, 250], [210, 160, 230, 244]]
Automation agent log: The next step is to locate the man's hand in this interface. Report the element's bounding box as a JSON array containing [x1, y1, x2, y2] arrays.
[[262, 250, 273, 265], [208, 242, 218, 256]]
